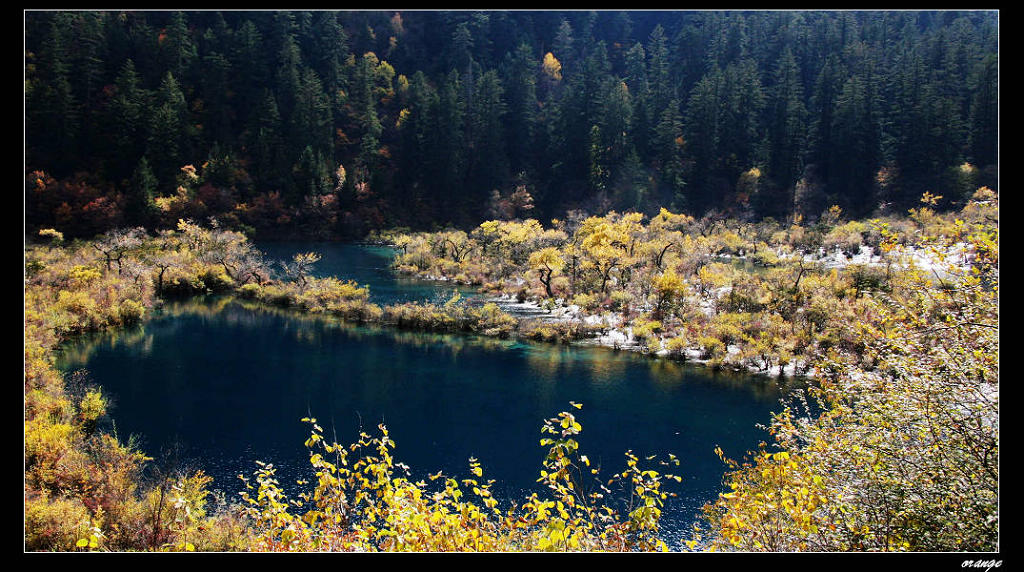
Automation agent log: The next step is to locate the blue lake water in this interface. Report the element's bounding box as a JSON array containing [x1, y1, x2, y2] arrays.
[[55, 243, 806, 548]]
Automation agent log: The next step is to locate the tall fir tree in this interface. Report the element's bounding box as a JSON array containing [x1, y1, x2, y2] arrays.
[[147, 72, 192, 192], [623, 42, 651, 160], [290, 67, 334, 160], [160, 11, 197, 88], [250, 89, 289, 196], [125, 156, 159, 225], [501, 42, 540, 179], [465, 69, 509, 220], [230, 19, 266, 132], [764, 48, 807, 218], [69, 11, 107, 159], [654, 98, 687, 210], [200, 50, 233, 150], [685, 66, 723, 213], [106, 59, 149, 182], [28, 13, 78, 175], [830, 74, 881, 216], [968, 53, 998, 172]]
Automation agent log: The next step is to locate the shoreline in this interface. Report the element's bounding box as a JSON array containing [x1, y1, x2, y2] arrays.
[[484, 293, 814, 380], [414, 239, 977, 381]]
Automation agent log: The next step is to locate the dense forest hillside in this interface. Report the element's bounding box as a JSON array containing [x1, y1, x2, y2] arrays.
[[25, 10, 998, 239]]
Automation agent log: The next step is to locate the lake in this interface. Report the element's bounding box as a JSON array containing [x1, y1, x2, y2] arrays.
[[55, 243, 807, 548]]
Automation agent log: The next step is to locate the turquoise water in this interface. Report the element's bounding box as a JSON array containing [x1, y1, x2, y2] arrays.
[[55, 243, 806, 548]]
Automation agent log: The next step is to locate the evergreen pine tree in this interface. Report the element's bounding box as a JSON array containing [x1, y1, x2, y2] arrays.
[[126, 156, 159, 225]]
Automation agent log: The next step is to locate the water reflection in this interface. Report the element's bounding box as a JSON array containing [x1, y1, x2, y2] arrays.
[[64, 297, 805, 417]]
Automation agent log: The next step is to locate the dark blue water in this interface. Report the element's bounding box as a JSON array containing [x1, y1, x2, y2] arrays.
[[55, 243, 806, 548]]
